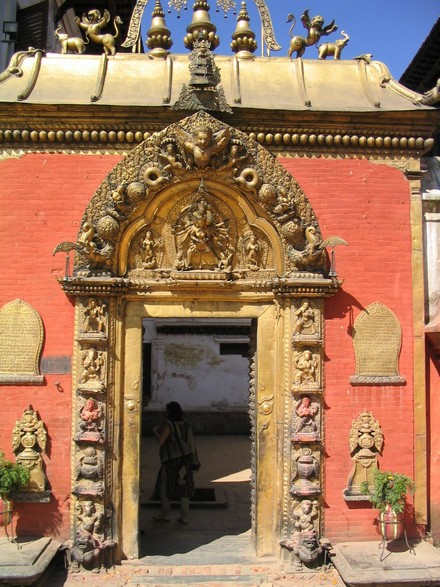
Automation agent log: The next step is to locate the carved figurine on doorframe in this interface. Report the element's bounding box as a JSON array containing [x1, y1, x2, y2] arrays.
[[292, 396, 320, 442]]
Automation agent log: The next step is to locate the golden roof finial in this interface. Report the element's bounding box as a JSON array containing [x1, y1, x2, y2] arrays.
[[146, 0, 173, 58], [231, 1, 257, 59], [184, 1, 219, 51]]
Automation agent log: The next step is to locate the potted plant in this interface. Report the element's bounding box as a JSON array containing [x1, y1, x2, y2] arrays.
[[361, 469, 414, 540], [0, 452, 30, 525]]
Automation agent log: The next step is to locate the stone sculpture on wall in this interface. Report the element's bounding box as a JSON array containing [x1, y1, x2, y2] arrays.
[[350, 302, 406, 385], [12, 406, 48, 497], [344, 411, 383, 500]]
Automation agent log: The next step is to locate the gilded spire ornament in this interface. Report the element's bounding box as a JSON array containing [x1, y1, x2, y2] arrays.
[[231, 1, 257, 58], [146, 0, 173, 57], [184, 1, 220, 50]]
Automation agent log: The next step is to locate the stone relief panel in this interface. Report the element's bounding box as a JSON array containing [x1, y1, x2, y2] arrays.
[[12, 405, 49, 500], [291, 395, 321, 442], [292, 299, 322, 343], [77, 347, 106, 393], [349, 302, 406, 385], [74, 446, 105, 497], [344, 411, 383, 500], [80, 297, 108, 340], [292, 349, 322, 391], [0, 299, 44, 384], [290, 446, 321, 497], [76, 397, 105, 444]]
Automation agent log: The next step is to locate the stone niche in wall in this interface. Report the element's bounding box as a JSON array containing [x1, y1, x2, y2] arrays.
[[0, 299, 44, 385], [349, 302, 406, 385]]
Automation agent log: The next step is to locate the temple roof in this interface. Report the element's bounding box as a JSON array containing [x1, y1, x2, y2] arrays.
[[0, 52, 435, 113]]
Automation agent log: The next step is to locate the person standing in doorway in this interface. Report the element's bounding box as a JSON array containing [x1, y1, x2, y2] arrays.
[[153, 401, 197, 524]]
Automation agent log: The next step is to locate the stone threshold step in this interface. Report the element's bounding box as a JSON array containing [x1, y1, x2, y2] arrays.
[[127, 579, 272, 587]]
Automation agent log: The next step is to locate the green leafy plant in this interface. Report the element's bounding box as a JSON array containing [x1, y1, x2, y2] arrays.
[[0, 452, 30, 500], [361, 469, 414, 514]]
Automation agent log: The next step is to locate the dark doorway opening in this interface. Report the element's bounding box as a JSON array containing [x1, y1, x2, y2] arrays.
[[139, 318, 255, 560]]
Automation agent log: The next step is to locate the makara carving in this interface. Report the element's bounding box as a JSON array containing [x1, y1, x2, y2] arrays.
[[12, 406, 48, 494]]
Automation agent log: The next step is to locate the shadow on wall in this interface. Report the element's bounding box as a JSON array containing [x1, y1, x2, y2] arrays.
[[324, 288, 365, 336], [16, 496, 65, 536]]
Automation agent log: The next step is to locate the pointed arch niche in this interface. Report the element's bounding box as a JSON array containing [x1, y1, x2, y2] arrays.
[[57, 112, 342, 561]]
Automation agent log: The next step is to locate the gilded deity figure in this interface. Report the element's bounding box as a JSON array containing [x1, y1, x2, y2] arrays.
[[173, 186, 230, 270], [293, 350, 319, 387], [83, 298, 107, 335], [176, 124, 230, 169], [79, 348, 105, 387], [12, 406, 47, 492], [141, 230, 158, 269], [293, 301, 317, 337], [292, 396, 319, 441], [245, 234, 260, 270]]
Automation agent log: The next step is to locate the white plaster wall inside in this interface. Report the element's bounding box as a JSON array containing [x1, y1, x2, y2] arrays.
[[143, 319, 251, 412]]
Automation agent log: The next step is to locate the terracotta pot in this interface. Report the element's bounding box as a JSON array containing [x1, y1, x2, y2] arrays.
[[0, 498, 13, 526], [378, 505, 404, 540]]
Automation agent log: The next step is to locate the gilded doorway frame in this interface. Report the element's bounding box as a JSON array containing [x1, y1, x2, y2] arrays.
[[58, 110, 341, 564], [118, 298, 282, 559]]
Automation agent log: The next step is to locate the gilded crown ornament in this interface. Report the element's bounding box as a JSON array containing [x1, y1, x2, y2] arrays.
[[184, 1, 220, 50]]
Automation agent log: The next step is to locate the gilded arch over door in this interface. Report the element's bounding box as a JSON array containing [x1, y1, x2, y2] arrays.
[[59, 111, 342, 564]]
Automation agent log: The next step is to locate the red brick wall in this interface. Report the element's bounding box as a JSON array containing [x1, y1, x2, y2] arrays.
[[0, 153, 416, 543], [280, 158, 415, 542], [0, 153, 121, 537]]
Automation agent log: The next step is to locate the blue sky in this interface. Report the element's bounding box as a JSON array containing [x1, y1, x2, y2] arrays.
[[141, 0, 439, 80]]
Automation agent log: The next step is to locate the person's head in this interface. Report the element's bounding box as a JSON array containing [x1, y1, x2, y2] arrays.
[[166, 401, 183, 421]]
